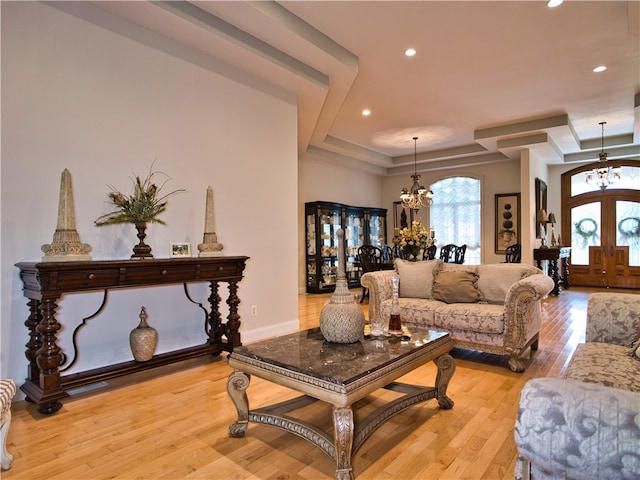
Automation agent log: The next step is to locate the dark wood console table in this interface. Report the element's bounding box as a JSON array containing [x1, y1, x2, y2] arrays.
[[15, 256, 249, 414], [533, 247, 570, 296]]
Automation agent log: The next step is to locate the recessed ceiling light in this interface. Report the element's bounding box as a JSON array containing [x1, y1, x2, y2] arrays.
[[547, 0, 563, 7], [593, 65, 607, 73], [404, 48, 417, 57], [362, 109, 371, 116]]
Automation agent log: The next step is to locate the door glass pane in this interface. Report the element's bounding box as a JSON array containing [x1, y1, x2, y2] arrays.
[[571, 165, 640, 196], [617, 201, 640, 267], [344, 211, 364, 273], [571, 202, 600, 265], [369, 214, 382, 246]]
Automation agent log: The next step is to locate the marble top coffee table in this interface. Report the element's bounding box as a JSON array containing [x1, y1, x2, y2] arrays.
[[226, 327, 455, 480]]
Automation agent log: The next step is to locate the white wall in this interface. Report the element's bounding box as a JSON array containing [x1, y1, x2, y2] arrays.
[[1, 3, 299, 394]]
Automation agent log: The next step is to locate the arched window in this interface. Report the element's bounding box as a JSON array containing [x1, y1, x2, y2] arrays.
[[430, 176, 481, 264]]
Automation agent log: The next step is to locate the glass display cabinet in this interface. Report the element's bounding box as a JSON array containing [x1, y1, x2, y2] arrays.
[[305, 201, 387, 293], [366, 208, 387, 248], [344, 206, 365, 286]]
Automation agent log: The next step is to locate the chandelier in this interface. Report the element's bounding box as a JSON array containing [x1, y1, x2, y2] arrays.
[[585, 122, 622, 191], [400, 137, 433, 212]]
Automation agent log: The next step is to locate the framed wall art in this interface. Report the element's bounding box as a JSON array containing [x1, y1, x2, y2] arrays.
[[393, 201, 413, 231], [495, 193, 521, 253], [535, 178, 547, 239]]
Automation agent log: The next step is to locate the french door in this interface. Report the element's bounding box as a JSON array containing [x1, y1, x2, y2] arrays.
[[561, 161, 640, 289]]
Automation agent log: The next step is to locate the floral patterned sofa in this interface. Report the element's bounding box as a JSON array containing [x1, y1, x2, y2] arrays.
[[514, 292, 640, 480], [360, 260, 554, 372]]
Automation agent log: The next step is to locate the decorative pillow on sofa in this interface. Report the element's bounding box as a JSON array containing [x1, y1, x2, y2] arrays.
[[394, 259, 442, 298], [432, 270, 481, 304], [476, 264, 533, 304]]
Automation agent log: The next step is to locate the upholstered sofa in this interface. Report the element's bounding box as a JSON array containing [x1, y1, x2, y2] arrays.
[[361, 260, 555, 372], [514, 292, 640, 480]]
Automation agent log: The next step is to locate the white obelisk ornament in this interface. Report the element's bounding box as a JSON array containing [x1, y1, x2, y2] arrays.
[[41, 168, 92, 261], [198, 186, 224, 256]]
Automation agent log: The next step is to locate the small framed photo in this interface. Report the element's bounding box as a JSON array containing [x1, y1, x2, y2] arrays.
[[170, 242, 191, 257]]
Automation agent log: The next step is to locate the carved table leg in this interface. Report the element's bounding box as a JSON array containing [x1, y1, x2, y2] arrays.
[[227, 371, 251, 438], [549, 259, 560, 295], [333, 406, 354, 480], [24, 299, 43, 385], [208, 281, 222, 345], [226, 281, 242, 348], [434, 354, 456, 409], [562, 257, 570, 289], [35, 296, 65, 414]]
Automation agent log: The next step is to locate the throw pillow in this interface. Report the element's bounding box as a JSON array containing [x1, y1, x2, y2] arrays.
[[476, 264, 532, 304], [432, 270, 481, 304], [394, 259, 442, 298]]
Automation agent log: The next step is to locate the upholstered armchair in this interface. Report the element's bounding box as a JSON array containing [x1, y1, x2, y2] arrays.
[[514, 292, 640, 480], [1, 379, 16, 471]]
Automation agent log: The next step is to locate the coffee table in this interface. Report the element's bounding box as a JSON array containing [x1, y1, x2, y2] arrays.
[[226, 327, 455, 479]]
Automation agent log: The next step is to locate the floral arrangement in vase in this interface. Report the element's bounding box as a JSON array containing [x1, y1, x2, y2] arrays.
[[399, 220, 435, 259], [94, 163, 185, 258], [95, 164, 184, 227]]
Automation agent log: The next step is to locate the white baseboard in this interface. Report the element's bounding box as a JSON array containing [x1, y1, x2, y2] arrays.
[[241, 319, 300, 344]]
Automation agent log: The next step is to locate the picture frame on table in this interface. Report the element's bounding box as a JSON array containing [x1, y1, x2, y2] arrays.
[[170, 242, 191, 257], [495, 193, 521, 254]]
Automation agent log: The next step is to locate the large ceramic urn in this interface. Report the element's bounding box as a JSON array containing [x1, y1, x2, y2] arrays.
[[319, 229, 365, 343]]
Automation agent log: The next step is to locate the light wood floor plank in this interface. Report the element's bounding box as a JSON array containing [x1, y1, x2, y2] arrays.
[[4, 286, 607, 479]]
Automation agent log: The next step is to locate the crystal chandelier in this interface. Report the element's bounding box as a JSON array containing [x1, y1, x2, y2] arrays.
[[400, 137, 433, 212], [585, 122, 622, 191]]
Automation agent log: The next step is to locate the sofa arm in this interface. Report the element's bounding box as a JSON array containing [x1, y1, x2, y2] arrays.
[[586, 292, 640, 347], [502, 274, 555, 356], [360, 270, 395, 321], [515, 377, 640, 480]]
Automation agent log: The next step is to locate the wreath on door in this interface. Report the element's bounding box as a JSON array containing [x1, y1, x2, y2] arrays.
[[618, 217, 640, 245], [574, 218, 598, 247]]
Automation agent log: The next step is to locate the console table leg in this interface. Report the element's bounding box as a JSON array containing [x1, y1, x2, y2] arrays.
[[208, 281, 222, 344], [227, 371, 251, 438], [24, 299, 43, 384], [562, 258, 570, 289], [226, 281, 242, 348], [33, 296, 65, 414], [550, 259, 560, 295], [434, 354, 455, 409], [333, 406, 354, 480]]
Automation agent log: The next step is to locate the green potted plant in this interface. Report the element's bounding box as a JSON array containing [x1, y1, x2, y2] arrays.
[[95, 164, 185, 258]]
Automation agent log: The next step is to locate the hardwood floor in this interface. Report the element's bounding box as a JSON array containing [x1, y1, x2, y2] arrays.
[[5, 287, 602, 479]]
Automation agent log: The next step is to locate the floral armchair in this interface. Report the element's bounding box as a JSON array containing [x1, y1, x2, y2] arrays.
[[514, 292, 640, 480]]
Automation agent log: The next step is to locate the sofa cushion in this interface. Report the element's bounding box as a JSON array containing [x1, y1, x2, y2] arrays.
[[433, 302, 505, 334], [432, 270, 480, 304], [394, 259, 442, 298], [476, 264, 536, 304], [379, 297, 441, 325], [565, 342, 640, 392]]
